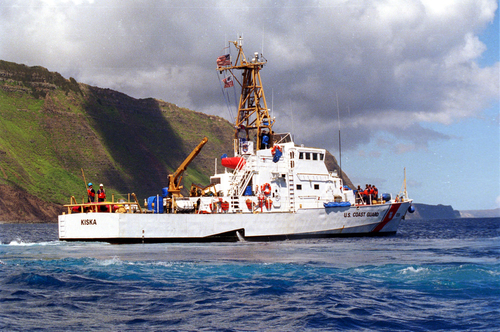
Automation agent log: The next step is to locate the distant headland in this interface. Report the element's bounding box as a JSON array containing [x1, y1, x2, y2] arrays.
[[406, 203, 500, 220]]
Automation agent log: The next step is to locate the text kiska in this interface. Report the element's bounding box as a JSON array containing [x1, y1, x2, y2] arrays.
[[81, 219, 97, 225]]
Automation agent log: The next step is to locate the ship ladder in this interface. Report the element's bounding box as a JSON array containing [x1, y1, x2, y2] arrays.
[[288, 172, 295, 212], [237, 170, 253, 195], [229, 168, 253, 196], [228, 159, 246, 195]]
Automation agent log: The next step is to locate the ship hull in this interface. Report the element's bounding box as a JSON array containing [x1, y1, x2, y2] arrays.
[[58, 201, 410, 243]]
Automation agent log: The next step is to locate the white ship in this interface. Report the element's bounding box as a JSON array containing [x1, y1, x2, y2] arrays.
[[58, 38, 413, 243]]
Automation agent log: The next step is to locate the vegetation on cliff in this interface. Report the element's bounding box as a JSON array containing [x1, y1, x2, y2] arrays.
[[0, 60, 234, 220], [0, 60, 352, 222]]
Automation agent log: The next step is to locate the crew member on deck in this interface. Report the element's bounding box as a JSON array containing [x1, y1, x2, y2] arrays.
[[87, 183, 95, 202], [362, 184, 369, 204], [97, 184, 106, 202], [355, 185, 362, 204], [260, 133, 270, 149], [368, 184, 374, 204], [372, 185, 379, 202]]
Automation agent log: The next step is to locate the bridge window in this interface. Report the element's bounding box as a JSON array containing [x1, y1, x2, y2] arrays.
[[305, 153, 311, 160], [320, 153, 324, 160], [313, 153, 318, 160], [299, 152, 304, 159]]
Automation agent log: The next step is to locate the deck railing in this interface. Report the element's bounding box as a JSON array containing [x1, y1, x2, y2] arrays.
[[63, 193, 142, 214]]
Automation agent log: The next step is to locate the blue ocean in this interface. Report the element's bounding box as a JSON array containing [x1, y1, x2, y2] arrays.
[[1, 218, 499, 331]]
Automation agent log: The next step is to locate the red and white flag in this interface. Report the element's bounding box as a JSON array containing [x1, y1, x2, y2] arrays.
[[223, 76, 234, 88], [216, 54, 231, 67]]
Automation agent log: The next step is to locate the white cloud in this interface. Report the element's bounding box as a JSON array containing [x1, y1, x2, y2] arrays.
[[0, 0, 498, 154]]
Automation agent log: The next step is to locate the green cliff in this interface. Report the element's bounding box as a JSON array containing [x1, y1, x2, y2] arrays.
[[0, 60, 352, 222], [0, 60, 235, 221]]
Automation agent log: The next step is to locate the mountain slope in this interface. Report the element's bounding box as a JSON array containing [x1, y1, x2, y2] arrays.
[[0, 60, 352, 222], [0, 60, 234, 217]]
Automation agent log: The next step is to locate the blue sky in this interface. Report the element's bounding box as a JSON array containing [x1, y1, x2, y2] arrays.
[[343, 10, 499, 210], [1, 0, 498, 211], [340, 11, 499, 210]]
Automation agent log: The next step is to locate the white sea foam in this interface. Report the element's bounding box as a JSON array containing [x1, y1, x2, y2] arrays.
[[7, 240, 58, 246], [400, 266, 429, 274], [97, 256, 123, 266], [7, 240, 28, 246], [152, 261, 175, 267]]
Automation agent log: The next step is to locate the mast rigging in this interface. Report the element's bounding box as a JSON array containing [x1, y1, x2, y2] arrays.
[[217, 36, 274, 154]]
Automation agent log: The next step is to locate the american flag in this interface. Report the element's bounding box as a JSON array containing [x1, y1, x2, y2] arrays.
[[216, 54, 231, 67], [223, 76, 234, 88]]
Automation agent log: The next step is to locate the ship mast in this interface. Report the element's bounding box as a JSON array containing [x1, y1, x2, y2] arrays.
[[218, 36, 273, 155]]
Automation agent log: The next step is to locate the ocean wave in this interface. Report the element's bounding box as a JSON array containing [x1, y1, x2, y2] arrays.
[[95, 256, 123, 266], [399, 266, 429, 274], [3, 239, 60, 246]]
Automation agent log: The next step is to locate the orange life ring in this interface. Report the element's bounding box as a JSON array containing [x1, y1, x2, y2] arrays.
[[271, 145, 282, 155], [261, 183, 271, 196], [221, 201, 229, 211]]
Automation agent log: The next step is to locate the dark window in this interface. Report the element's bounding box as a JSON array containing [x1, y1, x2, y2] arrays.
[[313, 153, 318, 160], [299, 152, 304, 159], [296, 184, 302, 190], [320, 153, 324, 160], [314, 184, 319, 190], [305, 153, 311, 160]]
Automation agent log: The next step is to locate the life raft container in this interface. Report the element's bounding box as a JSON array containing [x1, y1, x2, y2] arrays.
[[221, 201, 229, 212], [261, 183, 271, 196], [221, 156, 246, 169]]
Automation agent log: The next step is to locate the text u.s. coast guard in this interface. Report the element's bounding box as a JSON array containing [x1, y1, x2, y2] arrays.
[[344, 212, 379, 218]]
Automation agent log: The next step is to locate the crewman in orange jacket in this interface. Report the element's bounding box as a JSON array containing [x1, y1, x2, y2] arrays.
[[87, 183, 96, 202], [369, 185, 375, 203], [97, 184, 106, 202], [362, 184, 369, 204]]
